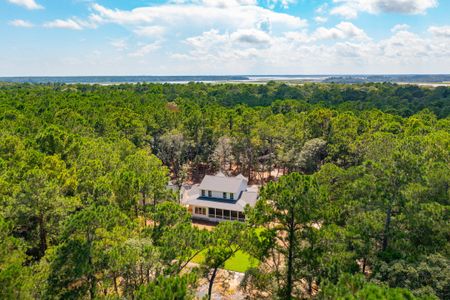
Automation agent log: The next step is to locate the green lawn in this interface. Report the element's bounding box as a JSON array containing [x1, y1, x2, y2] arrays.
[[191, 249, 259, 273]]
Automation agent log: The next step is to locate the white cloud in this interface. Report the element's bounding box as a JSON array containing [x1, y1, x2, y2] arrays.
[[314, 16, 328, 24], [283, 30, 310, 43], [331, 0, 438, 19], [110, 39, 128, 51], [313, 22, 369, 40], [266, 0, 297, 9], [90, 2, 307, 30], [167, 23, 450, 75], [197, 0, 257, 7], [9, 19, 34, 28], [133, 26, 166, 37], [44, 19, 84, 30], [331, 4, 359, 18], [182, 28, 273, 61], [184, 29, 230, 53], [85, 1, 308, 66], [43, 16, 99, 30], [380, 30, 429, 58], [5, 0, 449, 76], [129, 41, 162, 57], [7, 0, 43, 10], [428, 26, 450, 38], [256, 18, 272, 33], [315, 3, 329, 14], [180, 29, 269, 66], [391, 24, 410, 32], [231, 28, 272, 45]]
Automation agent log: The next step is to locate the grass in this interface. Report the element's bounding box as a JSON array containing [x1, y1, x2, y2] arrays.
[[189, 227, 266, 273], [191, 249, 259, 273]]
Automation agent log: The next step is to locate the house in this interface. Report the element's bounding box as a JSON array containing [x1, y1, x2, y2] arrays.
[[181, 172, 258, 222]]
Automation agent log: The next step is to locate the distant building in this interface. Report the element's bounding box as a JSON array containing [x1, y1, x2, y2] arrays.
[[181, 172, 258, 222]]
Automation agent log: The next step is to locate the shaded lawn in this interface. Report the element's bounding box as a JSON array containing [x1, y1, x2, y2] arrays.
[[191, 249, 259, 273]]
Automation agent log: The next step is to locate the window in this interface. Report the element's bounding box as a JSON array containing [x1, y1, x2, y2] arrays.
[[223, 210, 230, 219], [231, 211, 237, 220], [195, 207, 206, 215], [223, 192, 227, 199], [201, 190, 205, 197], [230, 193, 234, 200], [215, 209, 223, 219], [238, 212, 245, 221], [208, 208, 215, 218], [208, 190, 212, 197]]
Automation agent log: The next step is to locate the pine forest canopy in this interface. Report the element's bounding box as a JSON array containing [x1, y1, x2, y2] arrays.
[[0, 82, 449, 299]]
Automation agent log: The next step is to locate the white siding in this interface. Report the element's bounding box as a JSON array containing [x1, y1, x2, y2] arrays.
[[201, 187, 246, 200]]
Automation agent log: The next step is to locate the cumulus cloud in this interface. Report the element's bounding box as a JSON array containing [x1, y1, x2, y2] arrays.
[[314, 16, 328, 24], [84, 1, 307, 64], [231, 28, 272, 45], [428, 26, 450, 38], [184, 29, 230, 54], [315, 3, 329, 14], [372, 0, 437, 13], [380, 30, 429, 58], [266, 0, 297, 9], [172, 0, 295, 9], [168, 23, 450, 74], [44, 19, 84, 30], [282, 30, 310, 43], [17, 0, 449, 75], [7, 0, 43, 10], [43, 16, 99, 30], [133, 26, 166, 37], [89, 2, 307, 30], [129, 41, 162, 57], [331, 0, 438, 19], [331, 4, 359, 19], [9, 19, 34, 28], [313, 22, 369, 40], [180, 29, 270, 67], [196, 0, 257, 7], [182, 28, 273, 60], [391, 24, 410, 32]]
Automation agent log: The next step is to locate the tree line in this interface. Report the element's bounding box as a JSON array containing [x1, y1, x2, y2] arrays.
[[0, 82, 448, 299]]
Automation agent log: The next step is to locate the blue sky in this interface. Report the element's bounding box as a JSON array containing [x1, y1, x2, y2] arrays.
[[1, 0, 449, 76]]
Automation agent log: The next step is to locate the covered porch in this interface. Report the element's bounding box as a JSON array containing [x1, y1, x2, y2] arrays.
[[188, 205, 245, 222]]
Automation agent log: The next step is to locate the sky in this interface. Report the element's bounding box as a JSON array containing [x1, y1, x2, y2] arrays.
[[1, 0, 450, 76]]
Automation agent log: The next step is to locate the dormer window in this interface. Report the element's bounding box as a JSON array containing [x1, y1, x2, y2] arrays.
[[201, 190, 205, 197], [208, 190, 212, 197], [230, 193, 234, 200], [223, 192, 227, 199]]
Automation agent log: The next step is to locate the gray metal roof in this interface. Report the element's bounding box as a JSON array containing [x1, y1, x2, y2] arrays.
[[181, 175, 258, 211], [236, 174, 248, 181], [198, 175, 245, 194], [182, 189, 258, 212], [238, 191, 258, 207], [184, 197, 245, 211]]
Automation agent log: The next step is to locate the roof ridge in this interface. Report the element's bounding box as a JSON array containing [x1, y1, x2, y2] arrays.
[[205, 174, 243, 181]]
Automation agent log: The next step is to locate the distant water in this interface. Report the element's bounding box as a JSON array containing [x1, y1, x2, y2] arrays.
[[0, 75, 250, 84], [0, 74, 449, 84]]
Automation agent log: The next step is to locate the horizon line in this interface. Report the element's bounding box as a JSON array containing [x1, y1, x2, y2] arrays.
[[1, 74, 450, 78]]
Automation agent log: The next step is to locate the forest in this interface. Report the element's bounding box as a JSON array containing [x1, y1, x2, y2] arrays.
[[0, 82, 449, 299]]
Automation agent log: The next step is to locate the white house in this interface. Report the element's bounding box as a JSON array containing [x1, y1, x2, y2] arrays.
[[181, 172, 258, 222]]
